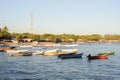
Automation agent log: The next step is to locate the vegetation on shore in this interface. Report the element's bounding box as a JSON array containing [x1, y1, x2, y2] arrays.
[[1, 26, 120, 43]]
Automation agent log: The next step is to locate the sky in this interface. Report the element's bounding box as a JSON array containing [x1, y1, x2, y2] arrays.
[[0, 0, 120, 35]]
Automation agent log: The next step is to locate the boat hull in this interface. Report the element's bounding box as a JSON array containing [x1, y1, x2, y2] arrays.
[[88, 55, 108, 60], [43, 49, 58, 56], [98, 51, 115, 55], [8, 52, 32, 56], [59, 53, 83, 59]]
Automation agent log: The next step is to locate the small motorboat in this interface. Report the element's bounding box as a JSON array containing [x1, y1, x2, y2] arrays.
[[6, 49, 28, 53], [32, 50, 45, 55], [8, 52, 32, 57], [87, 54, 108, 60], [61, 49, 78, 53], [7, 49, 32, 56], [43, 49, 58, 56], [0, 49, 6, 52], [58, 52, 76, 57], [59, 52, 83, 59], [98, 51, 115, 55]]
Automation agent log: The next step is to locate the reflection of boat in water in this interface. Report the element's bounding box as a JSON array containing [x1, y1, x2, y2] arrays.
[[87, 54, 108, 60], [98, 51, 115, 55], [58, 53, 83, 59]]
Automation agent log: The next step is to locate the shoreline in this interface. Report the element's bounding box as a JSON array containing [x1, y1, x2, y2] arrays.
[[1, 41, 120, 46]]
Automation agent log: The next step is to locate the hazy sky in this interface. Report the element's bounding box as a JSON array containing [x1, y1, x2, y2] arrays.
[[0, 0, 120, 35]]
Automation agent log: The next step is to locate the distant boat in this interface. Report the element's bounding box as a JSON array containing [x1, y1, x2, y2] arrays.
[[32, 50, 45, 55], [6, 49, 28, 54], [7, 49, 32, 56], [61, 44, 78, 47], [87, 54, 108, 60], [59, 53, 83, 59], [0, 44, 17, 52], [60, 49, 78, 53], [19, 45, 32, 48], [43, 49, 58, 56], [0, 49, 6, 52], [58, 52, 76, 57], [98, 51, 115, 55], [8, 52, 32, 56]]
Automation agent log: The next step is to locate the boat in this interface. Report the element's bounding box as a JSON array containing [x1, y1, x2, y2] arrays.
[[43, 49, 58, 56], [32, 50, 45, 55], [98, 51, 115, 55], [0, 46, 17, 52], [8, 52, 32, 56], [59, 53, 83, 59], [0, 49, 6, 52], [58, 52, 76, 57], [60, 49, 78, 53], [87, 54, 108, 60], [61, 44, 78, 47], [6, 49, 28, 54], [19, 45, 33, 48]]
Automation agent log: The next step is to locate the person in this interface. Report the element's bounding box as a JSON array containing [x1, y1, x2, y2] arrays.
[[87, 54, 91, 58], [87, 54, 91, 60]]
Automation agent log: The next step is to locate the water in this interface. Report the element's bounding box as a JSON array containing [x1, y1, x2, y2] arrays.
[[0, 42, 120, 80]]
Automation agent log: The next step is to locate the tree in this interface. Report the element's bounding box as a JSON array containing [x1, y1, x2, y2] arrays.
[[0, 26, 10, 39], [90, 34, 102, 41], [56, 38, 62, 43]]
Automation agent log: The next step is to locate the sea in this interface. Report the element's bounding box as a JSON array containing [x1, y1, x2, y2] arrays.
[[0, 42, 120, 80]]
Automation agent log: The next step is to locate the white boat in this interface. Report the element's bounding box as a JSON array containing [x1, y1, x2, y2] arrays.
[[19, 45, 33, 48], [61, 49, 78, 53], [43, 49, 58, 56], [8, 52, 32, 56], [61, 44, 78, 47], [6, 49, 28, 54], [32, 50, 45, 55]]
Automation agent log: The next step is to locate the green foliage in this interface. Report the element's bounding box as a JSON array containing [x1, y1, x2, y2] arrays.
[[1, 27, 120, 42], [104, 34, 120, 40], [0, 26, 10, 39]]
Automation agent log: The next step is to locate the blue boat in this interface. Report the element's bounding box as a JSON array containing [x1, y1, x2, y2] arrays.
[[59, 52, 83, 59]]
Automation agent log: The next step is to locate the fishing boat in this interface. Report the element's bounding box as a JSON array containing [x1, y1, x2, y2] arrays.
[[0, 46, 16, 52], [61, 44, 78, 47], [32, 50, 45, 55], [6, 49, 28, 54], [0, 48, 6, 52], [43, 49, 58, 56], [58, 52, 76, 57], [19, 45, 33, 48], [8, 52, 32, 56], [59, 52, 83, 59], [60, 49, 78, 53], [87, 54, 108, 60], [98, 51, 115, 55]]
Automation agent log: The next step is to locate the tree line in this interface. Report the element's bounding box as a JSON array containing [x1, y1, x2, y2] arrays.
[[1, 26, 120, 42]]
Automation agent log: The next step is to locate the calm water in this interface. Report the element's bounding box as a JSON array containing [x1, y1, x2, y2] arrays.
[[0, 42, 120, 80]]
